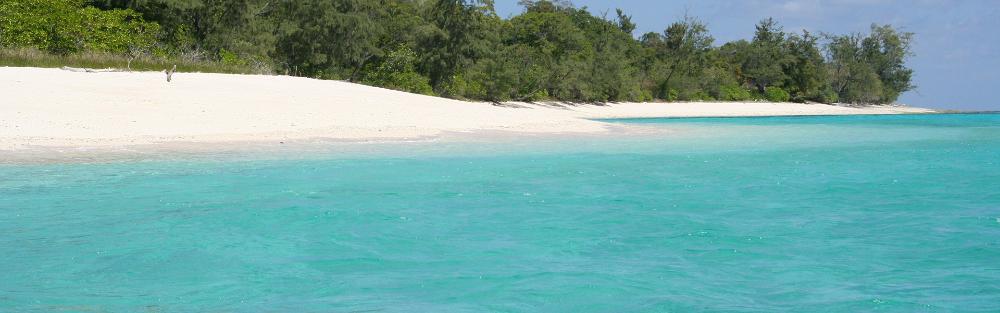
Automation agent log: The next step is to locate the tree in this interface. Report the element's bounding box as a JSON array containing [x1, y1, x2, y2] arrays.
[[615, 8, 636, 35], [517, 0, 573, 13], [862, 24, 914, 103], [91, 0, 278, 64], [648, 16, 713, 100], [744, 18, 787, 93], [825, 24, 913, 104], [701, 48, 743, 100], [419, 0, 497, 93], [362, 45, 433, 95], [273, 0, 384, 79], [568, 7, 642, 101], [504, 6, 590, 100], [2, 1, 918, 104], [827, 33, 882, 104], [465, 41, 548, 101], [783, 30, 827, 102]]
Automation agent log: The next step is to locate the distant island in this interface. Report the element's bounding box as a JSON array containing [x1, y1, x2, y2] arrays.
[[1, 0, 914, 105]]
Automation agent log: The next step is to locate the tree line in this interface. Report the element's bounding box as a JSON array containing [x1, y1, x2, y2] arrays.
[[0, 0, 915, 104]]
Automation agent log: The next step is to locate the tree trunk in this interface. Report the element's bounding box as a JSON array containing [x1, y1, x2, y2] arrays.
[[662, 58, 683, 101], [349, 53, 374, 83]]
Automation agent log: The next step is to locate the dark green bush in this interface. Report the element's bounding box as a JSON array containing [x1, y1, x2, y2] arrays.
[[816, 87, 840, 104], [363, 46, 434, 95]]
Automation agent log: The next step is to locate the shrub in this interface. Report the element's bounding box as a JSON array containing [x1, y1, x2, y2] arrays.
[[0, 0, 158, 54], [638, 90, 654, 102], [363, 46, 434, 95], [819, 87, 840, 104], [524, 89, 549, 102], [686, 90, 714, 101], [218, 49, 245, 66], [77, 6, 159, 53], [440, 74, 467, 99], [386, 72, 434, 95], [720, 85, 753, 101], [666, 89, 679, 101], [764, 86, 791, 102], [1, 0, 82, 53]]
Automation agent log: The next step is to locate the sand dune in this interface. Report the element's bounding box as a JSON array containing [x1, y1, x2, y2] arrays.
[[0, 67, 934, 149]]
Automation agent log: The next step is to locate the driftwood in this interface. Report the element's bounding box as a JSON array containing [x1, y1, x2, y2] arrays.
[[491, 102, 531, 109], [165, 65, 177, 82], [61, 65, 179, 82], [61, 64, 180, 82], [60, 66, 124, 73]]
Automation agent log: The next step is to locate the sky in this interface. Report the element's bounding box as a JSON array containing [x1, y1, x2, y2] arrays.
[[495, 0, 1000, 111]]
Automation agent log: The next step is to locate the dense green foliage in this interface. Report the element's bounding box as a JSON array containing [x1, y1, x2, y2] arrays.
[[362, 45, 434, 95], [0, 0, 915, 104], [0, 0, 159, 54], [765, 86, 791, 102]]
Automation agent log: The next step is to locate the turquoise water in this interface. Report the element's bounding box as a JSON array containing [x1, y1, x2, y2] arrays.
[[2, 113, 999, 312]]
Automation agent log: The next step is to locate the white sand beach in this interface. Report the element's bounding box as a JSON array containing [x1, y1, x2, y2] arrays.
[[0, 67, 935, 150]]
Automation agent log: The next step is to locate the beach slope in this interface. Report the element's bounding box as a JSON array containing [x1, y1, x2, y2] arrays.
[[0, 67, 934, 149]]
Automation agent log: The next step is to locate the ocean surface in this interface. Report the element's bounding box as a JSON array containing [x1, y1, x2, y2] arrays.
[[2, 113, 999, 312]]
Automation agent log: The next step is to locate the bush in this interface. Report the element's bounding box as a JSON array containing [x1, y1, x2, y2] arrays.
[[638, 90, 654, 102], [218, 49, 245, 66], [819, 88, 840, 104], [524, 89, 549, 102], [363, 46, 434, 95], [0, 0, 79, 52], [0, 0, 158, 54], [720, 86, 753, 101], [666, 89, 679, 101], [77, 6, 159, 53], [386, 72, 434, 95], [764, 86, 791, 102], [440, 74, 474, 99], [686, 90, 714, 101]]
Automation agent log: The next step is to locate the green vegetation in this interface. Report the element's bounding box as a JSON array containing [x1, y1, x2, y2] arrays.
[[0, 47, 259, 73], [0, 0, 157, 54], [764, 87, 791, 102], [0, 0, 915, 104], [362, 46, 434, 95]]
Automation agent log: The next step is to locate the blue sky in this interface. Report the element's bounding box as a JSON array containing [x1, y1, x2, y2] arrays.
[[495, 0, 999, 111]]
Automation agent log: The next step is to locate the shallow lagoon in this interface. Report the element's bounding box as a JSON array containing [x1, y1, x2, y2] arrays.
[[2, 114, 999, 312]]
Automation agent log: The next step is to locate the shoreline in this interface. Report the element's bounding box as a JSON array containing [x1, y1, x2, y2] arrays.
[[1, 67, 937, 157]]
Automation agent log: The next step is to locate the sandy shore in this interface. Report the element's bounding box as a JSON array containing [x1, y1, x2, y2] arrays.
[[1, 67, 935, 150]]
